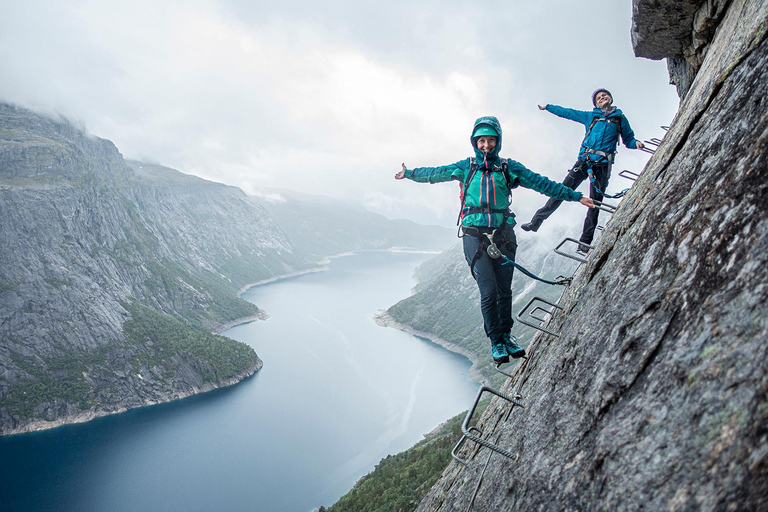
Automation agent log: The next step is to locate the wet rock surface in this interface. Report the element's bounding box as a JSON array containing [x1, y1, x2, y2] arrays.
[[418, 1, 767, 510]]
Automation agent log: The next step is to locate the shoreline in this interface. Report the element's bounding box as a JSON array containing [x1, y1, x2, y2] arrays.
[[1, 362, 262, 437], [2, 248, 442, 437], [373, 310, 489, 387], [224, 247, 443, 333]]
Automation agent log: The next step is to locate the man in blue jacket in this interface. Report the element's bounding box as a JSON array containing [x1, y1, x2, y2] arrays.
[[521, 89, 645, 252]]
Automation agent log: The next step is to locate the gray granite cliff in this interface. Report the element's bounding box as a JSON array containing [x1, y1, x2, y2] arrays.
[[0, 104, 305, 435], [415, 0, 767, 509]]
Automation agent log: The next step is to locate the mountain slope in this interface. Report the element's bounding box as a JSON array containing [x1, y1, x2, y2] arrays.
[[0, 104, 451, 435]]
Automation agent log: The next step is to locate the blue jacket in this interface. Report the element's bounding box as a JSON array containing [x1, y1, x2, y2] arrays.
[[404, 116, 582, 229], [545, 104, 640, 163]]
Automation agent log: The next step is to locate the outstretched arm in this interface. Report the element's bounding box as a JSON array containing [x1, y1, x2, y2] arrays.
[[510, 160, 594, 208], [542, 104, 592, 126], [394, 163, 406, 180], [395, 161, 468, 184]]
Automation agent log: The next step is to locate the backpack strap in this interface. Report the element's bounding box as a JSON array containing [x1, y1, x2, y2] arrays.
[[500, 158, 518, 189], [583, 116, 622, 142], [456, 158, 480, 226]]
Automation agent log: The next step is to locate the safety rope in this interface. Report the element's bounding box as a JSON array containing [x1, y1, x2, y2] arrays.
[[587, 167, 630, 199], [500, 255, 571, 286], [480, 232, 571, 286]]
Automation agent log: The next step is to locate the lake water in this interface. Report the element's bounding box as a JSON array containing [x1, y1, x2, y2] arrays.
[[0, 251, 480, 512]]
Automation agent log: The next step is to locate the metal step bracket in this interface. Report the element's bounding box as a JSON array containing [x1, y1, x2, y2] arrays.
[[461, 386, 525, 461], [593, 199, 617, 214], [452, 426, 483, 467], [517, 296, 565, 337], [554, 237, 593, 264], [619, 169, 640, 182], [495, 359, 528, 379]]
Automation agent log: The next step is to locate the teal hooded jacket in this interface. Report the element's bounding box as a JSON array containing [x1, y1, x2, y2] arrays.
[[403, 116, 583, 229]]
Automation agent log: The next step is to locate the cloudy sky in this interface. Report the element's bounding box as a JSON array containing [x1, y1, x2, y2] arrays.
[[1, 0, 679, 228]]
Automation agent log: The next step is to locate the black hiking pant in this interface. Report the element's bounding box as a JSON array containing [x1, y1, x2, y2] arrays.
[[529, 159, 612, 245], [462, 224, 517, 346]]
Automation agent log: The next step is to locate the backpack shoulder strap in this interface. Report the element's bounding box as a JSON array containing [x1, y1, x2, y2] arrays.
[[583, 115, 622, 145], [583, 116, 600, 142], [457, 158, 480, 226], [500, 158, 516, 190]]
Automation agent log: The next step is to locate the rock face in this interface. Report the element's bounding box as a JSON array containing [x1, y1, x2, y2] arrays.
[[631, 0, 737, 98], [417, 1, 767, 510]]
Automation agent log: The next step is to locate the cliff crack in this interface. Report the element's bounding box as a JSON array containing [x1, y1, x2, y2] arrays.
[[654, 17, 768, 182]]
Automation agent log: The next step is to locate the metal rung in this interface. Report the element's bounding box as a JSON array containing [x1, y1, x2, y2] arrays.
[[619, 169, 640, 181], [596, 225, 604, 232], [530, 306, 551, 322], [593, 199, 617, 214], [554, 237, 593, 264], [495, 359, 528, 379], [462, 386, 525, 461], [517, 296, 565, 337], [452, 426, 483, 467], [661, 125, 670, 131], [649, 138, 664, 145], [643, 139, 660, 148], [639, 147, 656, 155]]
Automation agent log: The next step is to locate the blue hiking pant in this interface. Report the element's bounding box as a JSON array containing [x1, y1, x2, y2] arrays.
[[462, 225, 517, 345]]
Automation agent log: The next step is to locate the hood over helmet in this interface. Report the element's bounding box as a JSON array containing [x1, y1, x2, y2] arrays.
[[471, 116, 502, 162]]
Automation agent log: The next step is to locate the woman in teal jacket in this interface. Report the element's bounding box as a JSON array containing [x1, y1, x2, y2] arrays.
[[395, 116, 593, 364]]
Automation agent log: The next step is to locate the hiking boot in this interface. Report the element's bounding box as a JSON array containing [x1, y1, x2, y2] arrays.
[[492, 342, 509, 364], [576, 243, 591, 255], [520, 222, 540, 232], [503, 333, 526, 359]]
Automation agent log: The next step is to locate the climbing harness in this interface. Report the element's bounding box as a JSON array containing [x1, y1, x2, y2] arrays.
[[455, 155, 568, 285], [583, 114, 622, 142]]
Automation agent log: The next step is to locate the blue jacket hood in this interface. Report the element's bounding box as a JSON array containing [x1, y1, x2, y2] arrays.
[[471, 116, 502, 163]]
